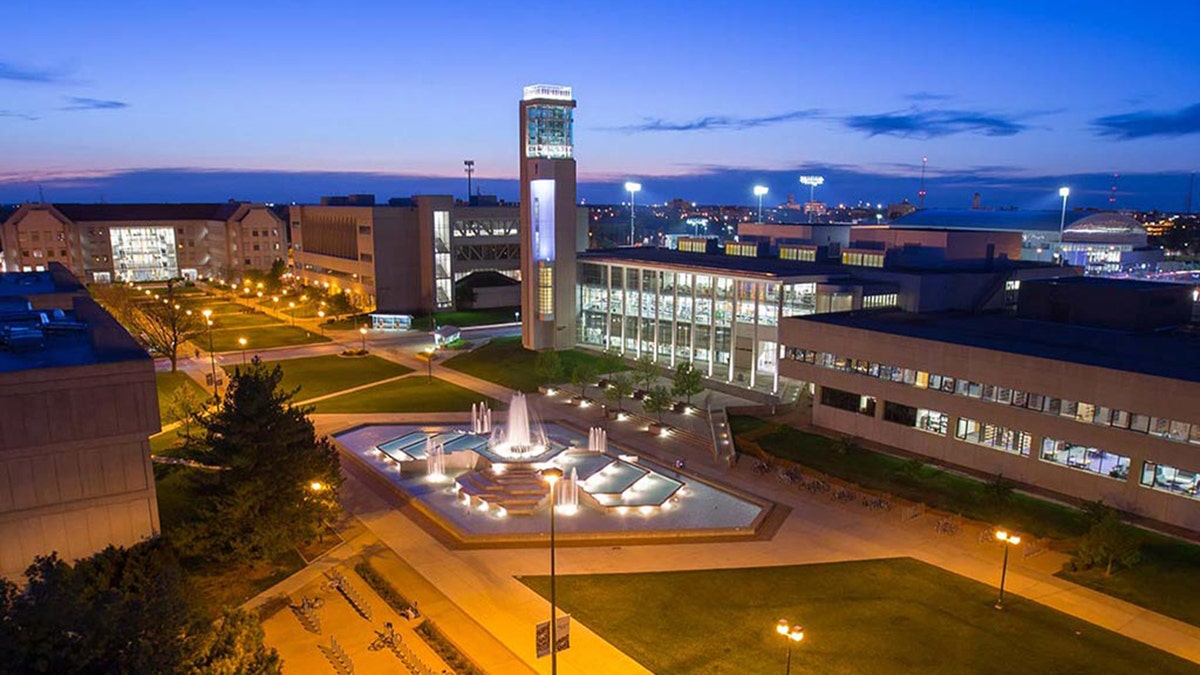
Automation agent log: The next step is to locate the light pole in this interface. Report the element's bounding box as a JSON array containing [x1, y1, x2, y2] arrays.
[[359, 326, 367, 353], [464, 159, 475, 199], [994, 529, 1022, 609], [238, 337, 247, 365], [201, 309, 217, 402], [541, 467, 564, 675], [624, 181, 642, 245], [288, 301, 296, 326], [799, 175, 825, 223], [1058, 185, 1071, 237], [754, 185, 769, 223], [424, 346, 435, 383], [775, 619, 805, 674], [317, 310, 325, 336]]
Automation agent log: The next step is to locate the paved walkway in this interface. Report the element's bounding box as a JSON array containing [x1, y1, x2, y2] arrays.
[[158, 324, 1200, 669]]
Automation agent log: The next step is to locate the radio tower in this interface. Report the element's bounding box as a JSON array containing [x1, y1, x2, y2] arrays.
[[1109, 173, 1118, 207], [918, 156, 928, 209]]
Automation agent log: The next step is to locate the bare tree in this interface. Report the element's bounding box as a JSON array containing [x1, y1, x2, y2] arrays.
[[134, 282, 206, 372]]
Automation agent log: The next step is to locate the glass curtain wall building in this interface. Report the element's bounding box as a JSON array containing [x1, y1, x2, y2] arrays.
[[577, 256, 818, 393]]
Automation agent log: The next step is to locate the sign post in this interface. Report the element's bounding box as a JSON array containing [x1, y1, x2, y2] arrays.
[[536, 615, 571, 659]]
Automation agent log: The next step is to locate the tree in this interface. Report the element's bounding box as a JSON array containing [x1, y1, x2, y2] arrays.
[[670, 361, 704, 405], [324, 292, 356, 320], [454, 282, 477, 308], [169, 385, 203, 438], [534, 350, 562, 385], [604, 373, 633, 412], [1073, 510, 1142, 578], [600, 347, 624, 380], [186, 609, 281, 675], [643, 385, 673, 424], [570, 361, 599, 400], [0, 541, 201, 674], [633, 353, 659, 390], [134, 281, 206, 372], [179, 360, 341, 563]]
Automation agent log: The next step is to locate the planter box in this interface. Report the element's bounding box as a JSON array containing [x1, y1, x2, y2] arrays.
[[672, 401, 689, 414], [648, 422, 670, 435]]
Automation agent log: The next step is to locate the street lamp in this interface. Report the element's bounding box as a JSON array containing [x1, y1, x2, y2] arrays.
[[317, 310, 325, 336], [994, 529, 1022, 609], [201, 309, 217, 402], [238, 337, 248, 365], [359, 326, 367, 353], [624, 181, 642, 246], [754, 185, 769, 223], [776, 619, 805, 674], [541, 467, 565, 675], [288, 301, 296, 326], [799, 175, 825, 223], [1058, 186, 1071, 235], [424, 346, 435, 383]]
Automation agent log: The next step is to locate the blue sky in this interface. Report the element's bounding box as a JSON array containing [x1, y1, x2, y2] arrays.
[[2, 0, 1199, 209]]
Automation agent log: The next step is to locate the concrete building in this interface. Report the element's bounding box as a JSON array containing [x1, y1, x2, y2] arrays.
[[0, 264, 160, 579], [574, 244, 1073, 395], [1, 203, 285, 283], [289, 195, 526, 314], [519, 84, 587, 351], [779, 277, 1200, 532]]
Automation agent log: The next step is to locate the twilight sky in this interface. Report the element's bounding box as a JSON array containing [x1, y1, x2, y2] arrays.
[[2, 0, 1199, 210]]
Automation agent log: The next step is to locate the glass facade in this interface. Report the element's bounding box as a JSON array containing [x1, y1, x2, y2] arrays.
[[433, 211, 452, 309], [111, 226, 179, 281], [526, 104, 573, 159], [576, 260, 815, 390]]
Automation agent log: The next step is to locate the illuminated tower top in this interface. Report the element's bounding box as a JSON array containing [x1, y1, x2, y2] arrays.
[[522, 84, 575, 160]]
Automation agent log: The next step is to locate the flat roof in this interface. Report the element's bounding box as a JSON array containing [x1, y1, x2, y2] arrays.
[[892, 208, 1092, 232], [579, 247, 1062, 278], [0, 267, 85, 297], [1024, 276, 1180, 292], [796, 310, 1200, 383], [579, 247, 845, 278]]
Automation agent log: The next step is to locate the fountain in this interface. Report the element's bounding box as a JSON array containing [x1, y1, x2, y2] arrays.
[[426, 440, 446, 479], [471, 402, 492, 434], [490, 392, 547, 458], [588, 427, 607, 453], [557, 467, 580, 515]]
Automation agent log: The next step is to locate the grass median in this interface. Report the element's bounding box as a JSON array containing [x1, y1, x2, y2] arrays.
[[224, 353, 412, 402], [442, 336, 610, 392], [312, 376, 489, 413]]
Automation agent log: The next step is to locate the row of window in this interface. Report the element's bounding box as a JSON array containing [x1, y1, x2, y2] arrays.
[[819, 386, 1195, 502], [788, 348, 1200, 447]]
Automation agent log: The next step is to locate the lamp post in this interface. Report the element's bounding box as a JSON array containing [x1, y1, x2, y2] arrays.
[[541, 467, 564, 675], [238, 337, 248, 365], [775, 619, 805, 674], [799, 175, 825, 223], [288, 301, 296, 326], [754, 185, 769, 223], [201, 309, 217, 402], [424, 346, 435, 383], [359, 326, 367, 353], [1058, 185, 1071, 235], [994, 529, 1022, 609], [317, 310, 325, 336], [624, 181, 642, 245]]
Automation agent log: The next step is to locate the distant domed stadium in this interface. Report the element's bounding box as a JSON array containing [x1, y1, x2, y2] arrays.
[[1062, 213, 1147, 245]]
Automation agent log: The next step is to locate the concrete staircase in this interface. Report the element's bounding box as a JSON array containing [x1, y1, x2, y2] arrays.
[[456, 465, 549, 515]]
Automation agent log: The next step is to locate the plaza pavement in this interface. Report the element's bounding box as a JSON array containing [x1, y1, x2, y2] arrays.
[[156, 326, 1200, 671]]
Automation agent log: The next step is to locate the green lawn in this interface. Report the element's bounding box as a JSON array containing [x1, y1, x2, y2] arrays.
[[224, 354, 412, 402], [206, 324, 328, 352], [313, 376, 489, 413], [412, 306, 521, 330], [521, 558, 1198, 675], [207, 311, 282, 330], [732, 415, 1088, 539], [1059, 534, 1200, 628], [442, 336, 612, 392], [735, 415, 1200, 628], [155, 371, 207, 426]]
